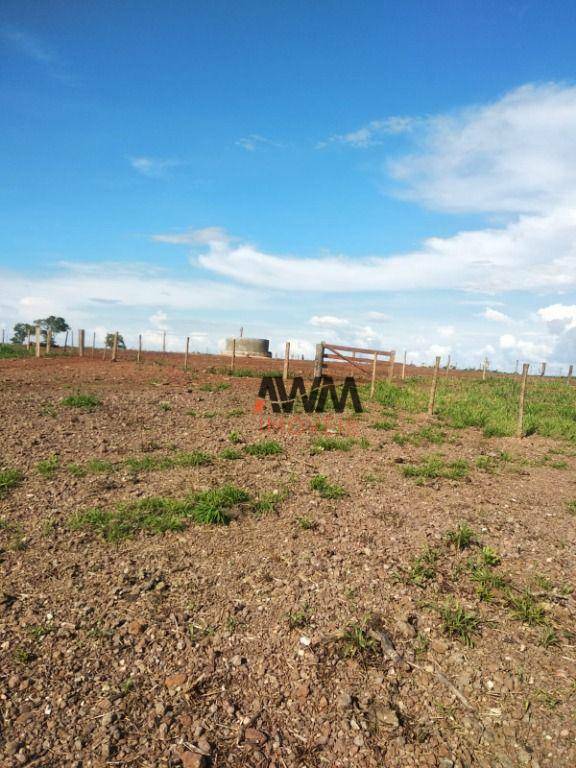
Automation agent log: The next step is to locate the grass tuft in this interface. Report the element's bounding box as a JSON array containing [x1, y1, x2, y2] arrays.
[[0, 468, 23, 498], [69, 484, 251, 540], [311, 436, 355, 454], [403, 455, 469, 482], [310, 474, 347, 499], [244, 440, 283, 457], [439, 601, 481, 646], [61, 392, 101, 409]]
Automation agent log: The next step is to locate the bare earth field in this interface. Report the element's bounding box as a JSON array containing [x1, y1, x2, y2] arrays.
[[1, 354, 576, 768]]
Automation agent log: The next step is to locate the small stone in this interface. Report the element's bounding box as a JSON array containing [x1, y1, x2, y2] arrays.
[[165, 672, 187, 689], [231, 655, 245, 667], [197, 737, 211, 755], [101, 711, 116, 727], [395, 620, 416, 639], [179, 752, 208, 768], [244, 727, 267, 745], [372, 705, 399, 728], [337, 692, 353, 710], [128, 618, 147, 635]]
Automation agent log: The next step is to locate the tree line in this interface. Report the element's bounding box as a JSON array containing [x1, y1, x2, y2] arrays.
[[7, 317, 125, 349]]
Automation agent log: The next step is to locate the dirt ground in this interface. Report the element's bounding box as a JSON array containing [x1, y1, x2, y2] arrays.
[[1, 354, 575, 768]]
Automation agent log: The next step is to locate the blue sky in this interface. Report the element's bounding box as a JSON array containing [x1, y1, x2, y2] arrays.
[[2, 1, 576, 370]]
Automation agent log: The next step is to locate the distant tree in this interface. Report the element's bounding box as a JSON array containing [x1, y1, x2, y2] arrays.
[[11, 323, 36, 344], [34, 316, 70, 342], [105, 333, 126, 349]]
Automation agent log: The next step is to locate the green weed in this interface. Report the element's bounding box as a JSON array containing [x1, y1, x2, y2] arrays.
[[310, 474, 347, 499], [0, 468, 23, 498], [244, 440, 283, 457], [61, 392, 101, 409]]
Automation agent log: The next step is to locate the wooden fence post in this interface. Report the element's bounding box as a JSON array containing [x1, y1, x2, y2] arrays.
[[111, 331, 119, 362], [427, 356, 441, 416], [515, 360, 519, 375], [137, 334, 142, 363], [162, 331, 166, 354], [91, 332, 96, 357], [567, 364, 573, 383], [184, 336, 189, 371], [540, 362, 546, 377], [230, 338, 236, 374], [388, 351, 396, 382], [26, 330, 31, 350], [63, 330, 68, 352], [283, 341, 290, 381], [78, 329, 85, 357], [401, 350, 407, 381], [482, 357, 488, 381], [517, 363, 529, 438], [46, 328, 52, 354], [370, 352, 378, 398], [313, 342, 325, 379], [445, 354, 451, 376], [35, 325, 41, 358], [70, 330, 74, 351]]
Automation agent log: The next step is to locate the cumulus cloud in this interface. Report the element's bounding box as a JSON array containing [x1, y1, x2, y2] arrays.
[[149, 310, 169, 330], [157, 210, 576, 293], [309, 315, 349, 327], [366, 311, 391, 321], [389, 82, 576, 214], [536, 303, 576, 362], [482, 308, 511, 322]]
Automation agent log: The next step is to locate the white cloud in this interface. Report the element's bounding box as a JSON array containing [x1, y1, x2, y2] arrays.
[[309, 315, 349, 328], [366, 311, 391, 321], [1, 25, 72, 82], [236, 134, 283, 152], [319, 116, 416, 148], [171, 210, 576, 293], [482, 308, 511, 322], [149, 310, 169, 330], [536, 303, 576, 362], [437, 325, 455, 337], [130, 156, 181, 178], [389, 82, 576, 214]]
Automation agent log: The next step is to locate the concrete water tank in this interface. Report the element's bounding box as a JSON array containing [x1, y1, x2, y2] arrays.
[[224, 337, 272, 358]]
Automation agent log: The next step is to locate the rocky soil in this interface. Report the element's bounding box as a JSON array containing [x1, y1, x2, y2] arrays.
[[1, 354, 575, 768]]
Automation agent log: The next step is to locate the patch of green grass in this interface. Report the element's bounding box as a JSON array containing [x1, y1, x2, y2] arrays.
[[287, 604, 312, 629], [439, 601, 481, 646], [36, 454, 59, 478], [227, 408, 245, 417], [566, 500, 576, 515], [394, 426, 446, 447], [371, 419, 396, 431], [310, 435, 355, 454], [228, 430, 242, 444], [340, 623, 377, 658], [252, 490, 284, 514], [0, 468, 23, 498], [540, 628, 560, 648], [403, 455, 469, 482], [69, 485, 251, 540], [159, 402, 171, 412], [310, 474, 347, 499], [407, 547, 439, 586], [480, 546, 501, 566], [199, 382, 230, 392], [220, 447, 243, 460], [446, 522, 477, 550], [296, 516, 318, 531], [61, 392, 101, 409], [86, 458, 115, 473], [0, 343, 33, 359], [507, 590, 548, 626], [244, 440, 283, 457]]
